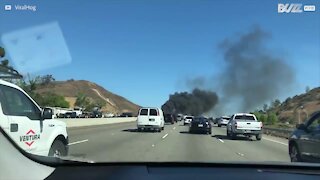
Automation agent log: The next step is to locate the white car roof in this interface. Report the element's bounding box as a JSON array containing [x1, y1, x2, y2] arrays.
[[0, 79, 23, 91]]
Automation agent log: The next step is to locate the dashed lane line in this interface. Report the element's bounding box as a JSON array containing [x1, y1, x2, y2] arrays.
[[162, 133, 169, 139]]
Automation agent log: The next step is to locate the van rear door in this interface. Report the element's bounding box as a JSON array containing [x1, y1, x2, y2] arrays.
[[148, 108, 160, 126], [138, 108, 149, 125]]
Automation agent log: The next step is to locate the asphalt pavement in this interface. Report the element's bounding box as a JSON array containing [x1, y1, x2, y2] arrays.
[[67, 122, 290, 163]]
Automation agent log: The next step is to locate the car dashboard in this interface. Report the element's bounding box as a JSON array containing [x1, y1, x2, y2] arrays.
[[46, 163, 320, 180]]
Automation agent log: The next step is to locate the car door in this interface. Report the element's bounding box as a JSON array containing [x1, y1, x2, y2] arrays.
[[0, 85, 43, 154], [227, 115, 234, 131], [302, 113, 320, 162]]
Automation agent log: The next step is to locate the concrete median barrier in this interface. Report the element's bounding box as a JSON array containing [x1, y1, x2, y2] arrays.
[[263, 127, 293, 139], [58, 117, 137, 128]]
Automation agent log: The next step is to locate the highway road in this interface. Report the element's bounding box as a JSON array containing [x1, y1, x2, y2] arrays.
[[67, 122, 290, 163]]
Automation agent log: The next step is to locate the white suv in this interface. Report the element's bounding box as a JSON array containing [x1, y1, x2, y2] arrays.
[[0, 80, 68, 157], [183, 116, 194, 125], [137, 107, 165, 132]]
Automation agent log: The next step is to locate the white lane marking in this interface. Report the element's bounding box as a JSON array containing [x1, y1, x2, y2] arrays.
[[218, 138, 224, 143], [162, 133, 168, 139], [68, 139, 88, 146], [173, 127, 176, 130], [263, 137, 288, 146], [236, 152, 245, 157]]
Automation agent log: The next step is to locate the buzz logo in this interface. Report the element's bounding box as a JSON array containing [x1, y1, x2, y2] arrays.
[[278, 3, 303, 13]]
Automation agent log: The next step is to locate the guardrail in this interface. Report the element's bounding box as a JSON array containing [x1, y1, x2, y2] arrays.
[[262, 127, 294, 139], [58, 117, 137, 128]]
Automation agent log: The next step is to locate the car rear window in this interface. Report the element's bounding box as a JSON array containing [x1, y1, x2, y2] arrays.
[[223, 117, 230, 120], [186, 117, 193, 119], [235, 115, 255, 121], [139, 109, 148, 116], [194, 118, 207, 122], [149, 109, 158, 116]]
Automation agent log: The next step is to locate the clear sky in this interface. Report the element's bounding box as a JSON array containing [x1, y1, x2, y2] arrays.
[[0, 0, 319, 107]]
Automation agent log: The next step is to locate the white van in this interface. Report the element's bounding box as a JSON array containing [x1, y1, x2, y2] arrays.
[[137, 107, 165, 132], [0, 80, 69, 157]]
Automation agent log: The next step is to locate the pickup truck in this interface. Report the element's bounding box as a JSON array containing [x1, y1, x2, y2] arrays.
[[0, 79, 69, 157], [226, 113, 262, 141]]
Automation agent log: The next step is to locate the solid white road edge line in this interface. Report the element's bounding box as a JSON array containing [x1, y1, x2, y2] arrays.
[[162, 133, 168, 139], [263, 137, 288, 146], [68, 139, 89, 145], [218, 139, 224, 143]]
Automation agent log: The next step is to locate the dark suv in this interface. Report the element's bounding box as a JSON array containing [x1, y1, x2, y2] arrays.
[[289, 111, 320, 163], [164, 114, 175, 124]]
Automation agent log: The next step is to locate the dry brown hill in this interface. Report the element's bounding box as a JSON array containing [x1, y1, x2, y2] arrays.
[[35, 80, 140, 114], [275, 87, 320, 124]]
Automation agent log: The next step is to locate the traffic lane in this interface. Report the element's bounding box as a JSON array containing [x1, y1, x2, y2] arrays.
[[211, 126, 290, 162], [68, 122, 175, 162], [67, 122, 139, 160], [145, 123, 247, 162], [67, 121, 289, 162], [67, 121, 137, 142]]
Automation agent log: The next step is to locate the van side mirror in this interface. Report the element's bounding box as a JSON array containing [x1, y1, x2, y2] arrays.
[[296, 124, 306, 130], [42, 108, 53, 120]]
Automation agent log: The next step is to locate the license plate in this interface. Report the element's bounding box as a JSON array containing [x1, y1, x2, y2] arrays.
[[198, 124, 203, 127]]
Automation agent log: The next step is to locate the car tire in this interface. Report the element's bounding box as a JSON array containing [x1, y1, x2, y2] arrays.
[[218, 124, 221, 127], [137, 128, 142, 132], [48, 140, 67, 157], [162, 126, 164, 130], [290, 144, 302, 162], [208, 130, 212, 135], [256, 134, 262, 141], [227, 130, 230, 137]]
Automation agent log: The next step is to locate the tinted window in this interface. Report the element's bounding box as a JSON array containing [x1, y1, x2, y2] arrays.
[[149, 109, 158, 116], [235, 115, 255, 121], [194, 118, 207, 122], [223, 117, 230, 120], [0, 85, 41, 120], [139, 109, 148, 115], [307, 114, 320, 131]]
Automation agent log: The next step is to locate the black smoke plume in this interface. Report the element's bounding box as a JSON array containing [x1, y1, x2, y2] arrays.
[[163, 27, 295, 116], [216, 27, 295, 113], [161, 88, 218, 116]]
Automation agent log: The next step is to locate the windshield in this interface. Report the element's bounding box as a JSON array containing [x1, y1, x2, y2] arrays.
[[0, 0, 319, 166]]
